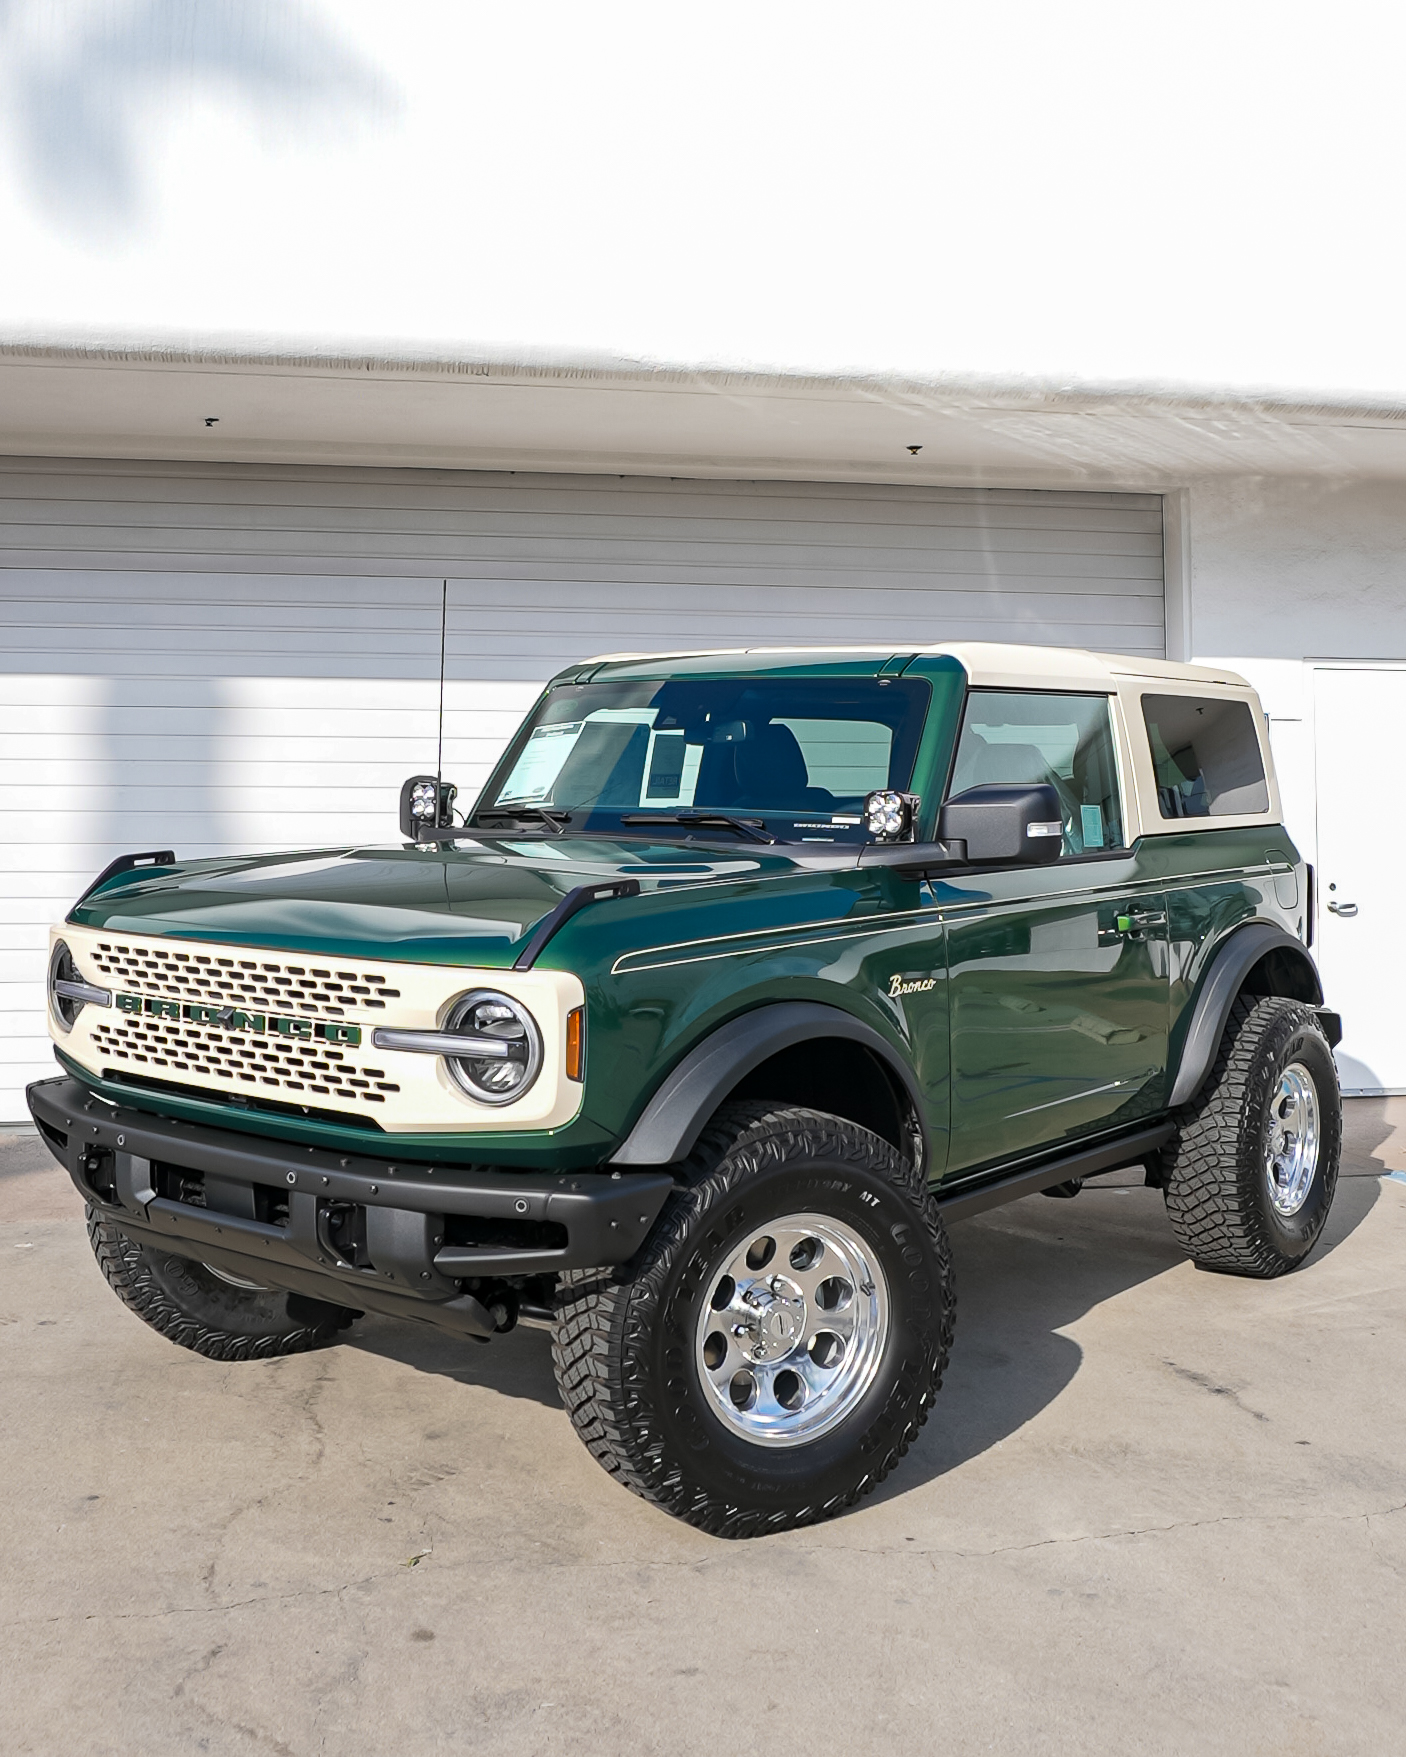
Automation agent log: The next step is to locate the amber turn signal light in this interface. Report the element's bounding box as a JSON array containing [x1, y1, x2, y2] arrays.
[[565, 1006, 585, 1081]]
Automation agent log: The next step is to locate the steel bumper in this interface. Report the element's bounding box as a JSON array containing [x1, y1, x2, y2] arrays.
[[27, 1077, 674, 1338]]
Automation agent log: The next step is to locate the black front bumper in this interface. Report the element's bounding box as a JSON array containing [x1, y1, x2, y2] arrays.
[[28, 1077, 674, 1339]]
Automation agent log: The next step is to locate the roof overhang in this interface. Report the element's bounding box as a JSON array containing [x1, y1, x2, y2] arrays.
[[5, 334, 1406, 487]]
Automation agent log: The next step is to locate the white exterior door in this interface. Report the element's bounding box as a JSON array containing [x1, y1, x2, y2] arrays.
[[1313, 665, 1406, 1093]]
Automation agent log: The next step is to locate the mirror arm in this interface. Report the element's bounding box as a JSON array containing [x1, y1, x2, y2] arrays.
[[857, 839, 967, 875]]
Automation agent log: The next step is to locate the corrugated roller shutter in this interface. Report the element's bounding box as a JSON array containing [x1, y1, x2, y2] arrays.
[[0, 456, 1164, 1117]]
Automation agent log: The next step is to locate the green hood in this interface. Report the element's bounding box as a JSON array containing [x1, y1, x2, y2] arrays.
[[69, 838, 820, 967]]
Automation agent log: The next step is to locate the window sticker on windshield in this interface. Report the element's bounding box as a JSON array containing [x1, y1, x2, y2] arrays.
[[1080, 804, 1105, 849], [498, 722, 584, 804], [643, 735, 702, 808]]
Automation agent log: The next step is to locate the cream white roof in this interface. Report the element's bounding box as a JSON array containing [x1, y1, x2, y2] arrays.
[[585, 641, 1252, 693], [925, 642, 1251, 691]]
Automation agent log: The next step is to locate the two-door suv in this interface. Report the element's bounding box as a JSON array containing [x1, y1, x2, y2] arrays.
[[29, 642, 1342, 1535]]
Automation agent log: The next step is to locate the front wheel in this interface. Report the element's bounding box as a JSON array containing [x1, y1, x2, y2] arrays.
[[552, 1104, 955, 1537]]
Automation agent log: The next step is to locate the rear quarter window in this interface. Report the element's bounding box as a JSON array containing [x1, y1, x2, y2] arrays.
[[1141, 694, 1269, 818]]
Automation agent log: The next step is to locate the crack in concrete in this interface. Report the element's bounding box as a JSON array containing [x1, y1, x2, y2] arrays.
[[1363, 1504, 1406, 1579], [7, 1500, 1403, 1632], [7, 1561, 410, 1630], [797, 1497, 1406, 1561]]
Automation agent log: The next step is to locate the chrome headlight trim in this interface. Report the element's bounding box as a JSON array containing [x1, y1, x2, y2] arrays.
[[49, 940, 112, 1033], [440, 989, 544, 1106]]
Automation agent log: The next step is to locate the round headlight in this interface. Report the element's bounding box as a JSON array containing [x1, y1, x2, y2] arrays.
[[444, 989, 543, 1105], [49, 940, 81, 1033]]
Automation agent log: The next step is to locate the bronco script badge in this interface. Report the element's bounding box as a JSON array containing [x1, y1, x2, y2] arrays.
[[887, 973, 938, 998]]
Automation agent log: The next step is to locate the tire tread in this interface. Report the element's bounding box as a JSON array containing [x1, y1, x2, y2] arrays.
[[1162, 996, 1340, 1278], [551, 1101, 954, 1536], [87, 1209, 348, 1361]]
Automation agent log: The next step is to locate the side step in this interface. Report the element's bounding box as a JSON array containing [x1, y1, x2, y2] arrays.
[[934, 1123, 1174, 1224]]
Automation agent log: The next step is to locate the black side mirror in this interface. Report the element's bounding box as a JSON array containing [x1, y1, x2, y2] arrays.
[[400, 774, 459, 840], [938, 783, 1063, 865]]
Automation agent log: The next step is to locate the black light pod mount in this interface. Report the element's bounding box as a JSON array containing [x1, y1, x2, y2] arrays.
[[400, 774, 459, 840]]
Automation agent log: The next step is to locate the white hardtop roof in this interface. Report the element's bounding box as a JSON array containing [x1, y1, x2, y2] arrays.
[[925, 642, 1251, 691], [583, 642, 1251, 692]]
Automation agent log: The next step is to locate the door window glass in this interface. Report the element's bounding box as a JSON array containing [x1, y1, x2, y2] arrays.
[[1141, 695, 1269, 818], [948, 690, 1125, 856]]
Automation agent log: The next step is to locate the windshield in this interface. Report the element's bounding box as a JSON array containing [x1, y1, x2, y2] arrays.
[[475, 675, 932, 842]]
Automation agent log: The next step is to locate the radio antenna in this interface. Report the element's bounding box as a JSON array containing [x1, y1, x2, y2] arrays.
[[436, 578, 448, 795]]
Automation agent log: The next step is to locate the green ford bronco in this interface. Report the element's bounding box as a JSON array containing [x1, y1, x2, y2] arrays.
[[30, 642, 1343, 1536]]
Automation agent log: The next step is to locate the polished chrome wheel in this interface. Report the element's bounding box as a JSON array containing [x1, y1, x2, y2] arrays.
[[693, 1212, 890, 1448], [1265, 1062, 1320, 1217]]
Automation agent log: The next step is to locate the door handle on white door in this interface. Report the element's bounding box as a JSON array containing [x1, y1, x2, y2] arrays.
[[1327, 901, 1358, 917]]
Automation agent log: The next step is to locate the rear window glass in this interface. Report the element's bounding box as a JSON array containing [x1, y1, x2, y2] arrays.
[[1141, 694, 1269, 818]]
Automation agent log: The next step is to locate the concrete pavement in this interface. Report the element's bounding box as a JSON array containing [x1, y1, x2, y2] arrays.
[[2, 1102, 1404, 1756]]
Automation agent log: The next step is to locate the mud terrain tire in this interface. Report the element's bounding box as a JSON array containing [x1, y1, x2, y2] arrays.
[[1161, 996, 1341, 1277], [87, 1209, 358, 1360], [552, 1103, 955, 1537]]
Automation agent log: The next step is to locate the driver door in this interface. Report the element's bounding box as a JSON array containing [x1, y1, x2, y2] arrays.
[[939, 689, 1171, 1176]]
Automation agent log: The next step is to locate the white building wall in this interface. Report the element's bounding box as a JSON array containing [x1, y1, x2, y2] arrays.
[[1187, 474, 1406, 1092], [1188, 474, 1406, 864]]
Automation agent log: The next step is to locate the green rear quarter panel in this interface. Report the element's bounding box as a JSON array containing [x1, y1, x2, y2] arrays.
[[1151, 824, 1307, 1059]]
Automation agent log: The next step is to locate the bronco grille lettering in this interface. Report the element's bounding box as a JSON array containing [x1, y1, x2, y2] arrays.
[[114, 992, 360, 1047]]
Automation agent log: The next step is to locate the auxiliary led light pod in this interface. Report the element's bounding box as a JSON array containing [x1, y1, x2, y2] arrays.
[[399, 774, 459, 839], [862, 790, 921, 842]]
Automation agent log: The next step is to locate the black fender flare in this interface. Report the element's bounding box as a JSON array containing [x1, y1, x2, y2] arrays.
[[1167, 922, 1328, 1109], [609, 1001, 927, 1169]]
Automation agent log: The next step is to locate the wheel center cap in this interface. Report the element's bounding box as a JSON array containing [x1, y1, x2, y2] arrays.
[[739, 1278, 805, 1361]]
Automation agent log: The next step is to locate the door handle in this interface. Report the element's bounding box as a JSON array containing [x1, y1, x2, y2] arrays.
[[1116, 910, 1167, 936], [1326, 901, 1358, 918]]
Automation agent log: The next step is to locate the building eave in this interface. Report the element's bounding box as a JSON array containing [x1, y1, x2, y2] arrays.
[[5, 329, 1406, 487]]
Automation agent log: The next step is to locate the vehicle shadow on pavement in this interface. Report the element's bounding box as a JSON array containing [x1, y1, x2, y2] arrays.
[[345, 1173, 1383, 1442], [1300, 1159, 1382, 1260], [347, 1313, 564, 1409], [871, 1171, 1382, 1503], [889, 1189, 1185, 1493]]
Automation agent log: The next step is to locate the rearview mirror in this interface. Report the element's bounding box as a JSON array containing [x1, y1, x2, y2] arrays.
[[937, 783, 1063, 865]]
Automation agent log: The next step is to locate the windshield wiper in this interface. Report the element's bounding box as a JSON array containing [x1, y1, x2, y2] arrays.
[[469, 807, 571, 835], [618, 812, 776, 845]]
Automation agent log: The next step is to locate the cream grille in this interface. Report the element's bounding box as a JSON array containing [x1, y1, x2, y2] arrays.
[[88, 941, 401, 1020], [92, 1018, 401, 1107], [58, 923, 586, 1134]]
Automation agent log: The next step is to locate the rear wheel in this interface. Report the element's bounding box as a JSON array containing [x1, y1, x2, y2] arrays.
[[87, 1209, 358, 1360], [1161, 996, 1341, 1277], [552, 1103, 955, 1537]]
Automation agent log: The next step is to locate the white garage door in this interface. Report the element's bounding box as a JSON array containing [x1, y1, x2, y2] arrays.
[[0, 455, 1164, 1119]]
